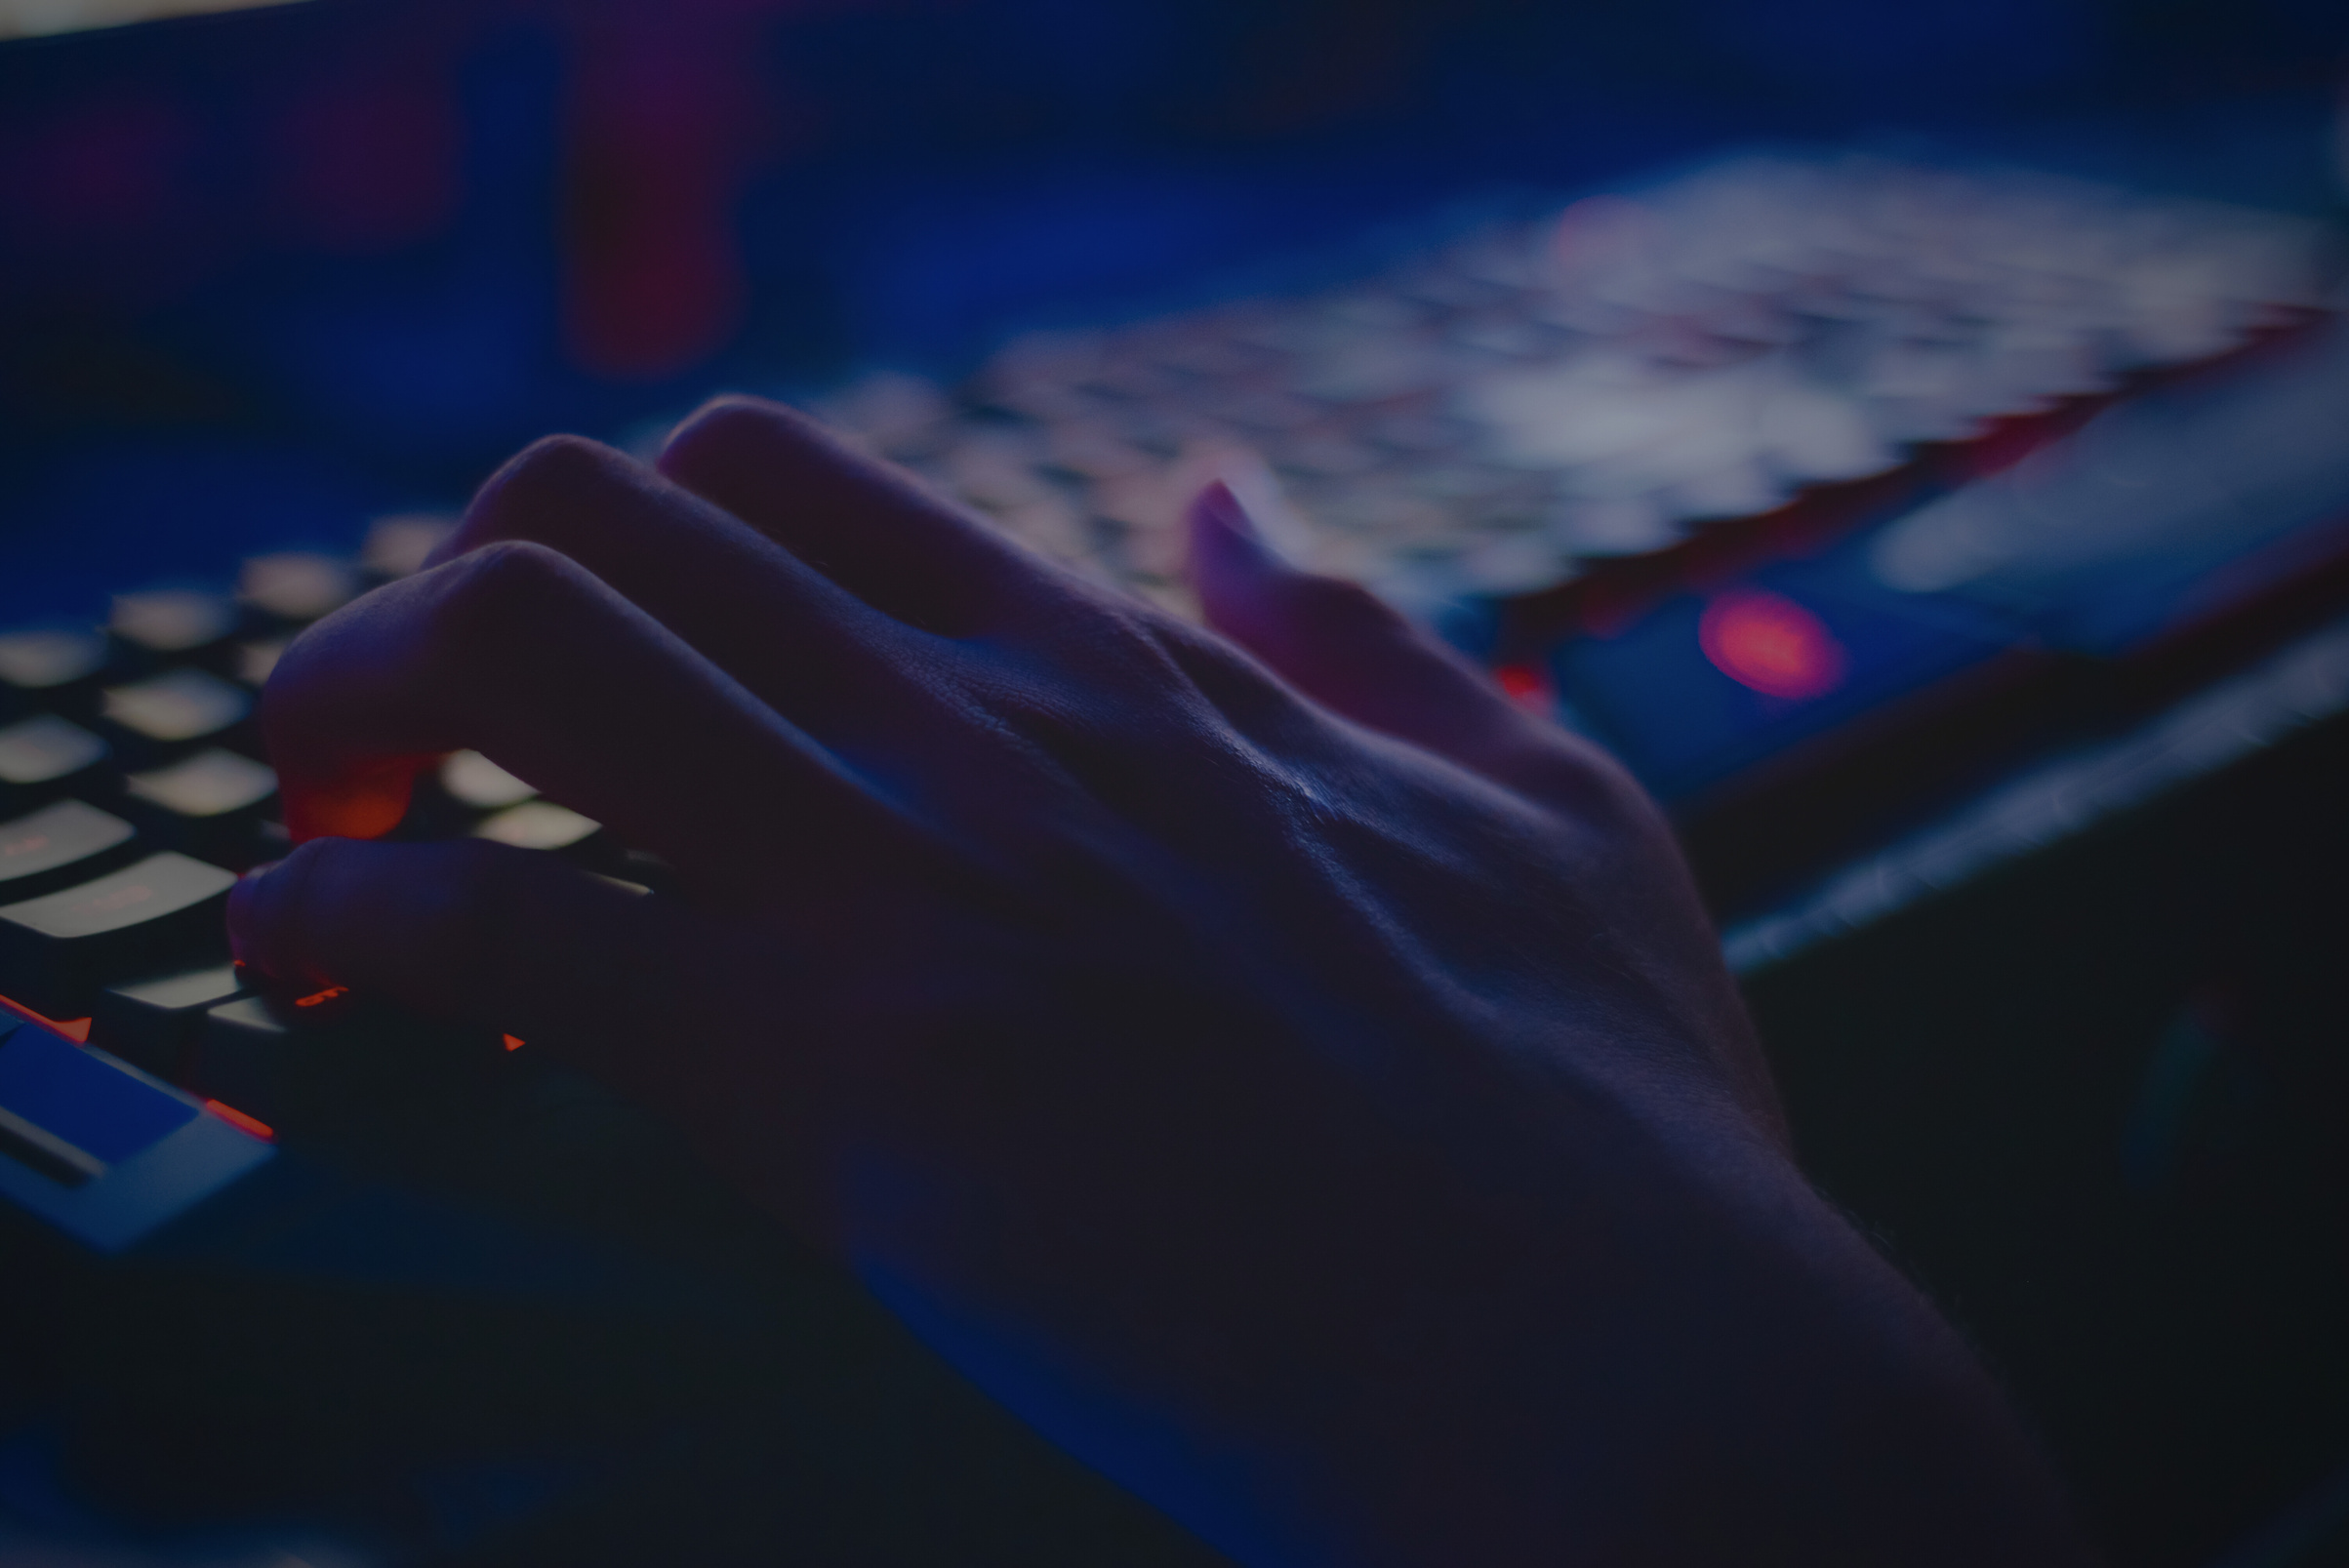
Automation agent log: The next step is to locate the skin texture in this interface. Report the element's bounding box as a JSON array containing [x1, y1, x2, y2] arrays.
[[228, 399, 2097, 1567]]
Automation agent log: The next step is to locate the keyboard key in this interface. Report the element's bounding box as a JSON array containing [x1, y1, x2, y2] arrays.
[[110, 589, 237, 661], [0, 800, 139, 902], [193, 986, 361, 1127], [0, 1021, 198, 1167], [121, 750, 279, 868], [124, 748, 276, 818], [238, 552, 358, 624], [0, 628, 107, 714], [361, 513, 457, 581], [100, 668, 253, 758], [0, 714, 110, 810], [235, 638, 288, 687], [0, 853, 238, 1018], [474, 800, 599, 853], [441, 749, 535, 810], [90, 964, 246, 1079]]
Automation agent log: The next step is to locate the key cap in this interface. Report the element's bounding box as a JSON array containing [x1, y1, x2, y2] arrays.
[[98, 668, 254, 763], [0, 854, 238, 1019], [0, 628, 107, 717], [195, 985, 364, 1130], [0, 714, 110, 812], [109, 589, 236, 670], [361, 513, 457, 582], [192, 983, 511, 1145], [120, 750, 279, 869], [90, 964, 246, 1079], [474, 800, 600, 853], [441, 750, 535, 810], [0, 800, 140, 903], [238, 552, 358, 626], [235, 638, 288, 687]]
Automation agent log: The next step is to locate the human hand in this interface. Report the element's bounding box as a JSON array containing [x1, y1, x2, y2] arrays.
[[229, 401, 2090, 1566]]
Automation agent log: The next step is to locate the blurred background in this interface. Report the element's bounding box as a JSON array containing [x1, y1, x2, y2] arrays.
[[1, 0, 2342, 603], [5, 1, 2349, 1565]]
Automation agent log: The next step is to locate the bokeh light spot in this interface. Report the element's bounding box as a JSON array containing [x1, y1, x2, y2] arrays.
[[1698, 589, 1846, 701]]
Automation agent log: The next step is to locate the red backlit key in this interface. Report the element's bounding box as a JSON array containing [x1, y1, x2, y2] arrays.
[[0, 854, 237, 1018]]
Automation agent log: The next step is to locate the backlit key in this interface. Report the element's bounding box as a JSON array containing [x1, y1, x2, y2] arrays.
[[121, 750, 279, 868], [0, 628, 106, 714], [0, 714, 110, 810], [474, 800, 599, 853], [110, 590, 236, 661], [100, 668, 253, 756], [441, 750, 535, 810], [239, 552, 358, 624], [194, 987, 354, 1127], [0, 854, 238, 1018], [0, 800, 138, 902], [90, 964, 246, 1079], [361, 513, 457, 581], [235, 638, 288, 687]]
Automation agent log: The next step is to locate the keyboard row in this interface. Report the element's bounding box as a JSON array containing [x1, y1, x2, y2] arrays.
[[0, 516, 633, 1136]]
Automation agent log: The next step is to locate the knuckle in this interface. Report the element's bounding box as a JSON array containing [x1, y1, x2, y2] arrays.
[[486, 433, 630, 513], [662, 397, 810, 472], [448, 537, 575, 616], [1284, 572, 1397, 633], [419, 540, 584, 683]]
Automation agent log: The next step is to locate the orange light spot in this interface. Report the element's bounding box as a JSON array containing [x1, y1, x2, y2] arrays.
[[293, 985, 349, 1009], [0, 993, 91, 1042], [203, 1100, 275, 1141], [284, 754, 437, 844], [502, 1033, 525, 1052], [1698, 588, 1846, 701]]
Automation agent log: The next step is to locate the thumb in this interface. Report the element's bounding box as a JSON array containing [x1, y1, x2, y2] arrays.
[[227, 835, 689, 1062], [1187, 480, 1539, 778]]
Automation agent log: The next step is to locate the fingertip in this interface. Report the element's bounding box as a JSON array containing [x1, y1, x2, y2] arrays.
[[224, 860, 272, 972], [656, 394, 811, 480], [276, 753, 434, 844], [225, 844, 329, 986]]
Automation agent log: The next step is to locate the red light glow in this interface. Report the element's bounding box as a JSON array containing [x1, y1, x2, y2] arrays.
[[1698, 589, 1846, 701], [203, 1101, 275, 1141], [0, 993, 91, 1042], [502, 1033, 525, 1052], [1492, 663, 1553, 711], [293, 985, 349, 1009]]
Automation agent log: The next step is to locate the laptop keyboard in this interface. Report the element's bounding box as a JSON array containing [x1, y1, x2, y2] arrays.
[[814, 152, 2328, 613]]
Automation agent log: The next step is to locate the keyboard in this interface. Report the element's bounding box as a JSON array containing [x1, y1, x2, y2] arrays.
[[0, 522, 1238, 1564], [787, 152, 2346, 913], [1, 148, 2343, 1565]]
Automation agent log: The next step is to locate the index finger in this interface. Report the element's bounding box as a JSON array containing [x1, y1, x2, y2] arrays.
[[263, 539, 906, 892]]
